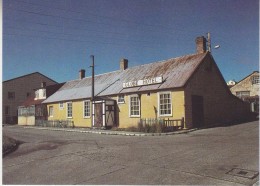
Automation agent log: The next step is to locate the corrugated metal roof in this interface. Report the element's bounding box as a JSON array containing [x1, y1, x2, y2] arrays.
[[43, 52, 208, 103]]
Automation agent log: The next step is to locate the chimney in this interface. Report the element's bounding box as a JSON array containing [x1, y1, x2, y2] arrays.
[[196, 36, 207, 54], [79, 69, 85, 79], [120, 58, 128, 70], [41, 82, 46, 88]]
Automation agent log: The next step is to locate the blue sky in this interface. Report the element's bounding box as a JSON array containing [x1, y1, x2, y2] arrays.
[[3, 0, 259, 83]]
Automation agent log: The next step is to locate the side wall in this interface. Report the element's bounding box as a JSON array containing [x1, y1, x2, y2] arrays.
[[185, 54, 250, 128]]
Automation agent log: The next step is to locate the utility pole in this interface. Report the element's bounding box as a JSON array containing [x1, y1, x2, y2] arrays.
[[90, 55, 95, 101]]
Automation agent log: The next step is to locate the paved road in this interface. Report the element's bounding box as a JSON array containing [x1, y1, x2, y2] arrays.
[[3, 121, 259, 185]]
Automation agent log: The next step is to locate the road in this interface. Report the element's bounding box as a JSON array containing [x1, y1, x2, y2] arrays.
[[3, 121, 259, 185]]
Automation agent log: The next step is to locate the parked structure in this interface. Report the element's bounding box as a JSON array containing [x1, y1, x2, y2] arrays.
[[43, 36, 250, 129], [230, 71, 259, 113], [3, 72, 57, 124], [18, 82, 64, 125]]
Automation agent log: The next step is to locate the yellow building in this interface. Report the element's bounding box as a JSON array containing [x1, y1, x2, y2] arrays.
[[43, 36, 250, 129]]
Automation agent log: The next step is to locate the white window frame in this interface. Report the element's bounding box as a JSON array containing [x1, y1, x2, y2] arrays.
[[59, 102, 64, 110], [158, 92, 172, 117], [129, 95, 140, 117], [83, 100, 91, 118], [67, 102, 73, 118], [118, 95, 125, 103], [49, 106, 54, 117]]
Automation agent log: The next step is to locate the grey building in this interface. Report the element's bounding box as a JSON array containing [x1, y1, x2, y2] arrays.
[[3, 72, 57, 124]]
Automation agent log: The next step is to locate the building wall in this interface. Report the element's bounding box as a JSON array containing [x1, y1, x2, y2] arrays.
[[184, 54, 250, 128], [230, 71, 259, 97], [3, 72, 57, 124], [47, 99, 92, 128], [46, 90, 185, 129]]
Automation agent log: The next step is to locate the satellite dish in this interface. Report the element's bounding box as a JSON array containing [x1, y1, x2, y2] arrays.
[[214, 45, 220, 49]]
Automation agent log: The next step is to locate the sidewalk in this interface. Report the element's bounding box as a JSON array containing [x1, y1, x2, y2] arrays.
[[20, 125, 198, 136]]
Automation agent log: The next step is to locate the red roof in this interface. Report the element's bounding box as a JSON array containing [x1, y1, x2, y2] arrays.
[[20, 96, 45, 107]]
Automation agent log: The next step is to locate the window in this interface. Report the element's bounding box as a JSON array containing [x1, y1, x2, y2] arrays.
[[118, 95, 125, 103], [8, 92, 15, 100], [43, 89, 46, 98], [236, 91, 250, 98], [67, 102, 73, 118], [26, 92, 31, 97], [83, 101, 91, 118], [59, 102, 64, 110], [252, 76, 259, 84], [129, 95, 140, 117], [5, 106, 9, 115], [35, 91, 39, 99], [159, 92, 172, 116], [49, 106, 53, 117]]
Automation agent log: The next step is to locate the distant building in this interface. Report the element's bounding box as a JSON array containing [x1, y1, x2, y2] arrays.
[[230, 71, 259, 113], [43, 36, 251, 129], [3, 72, 58, 124], [18, 82, 64, 125]]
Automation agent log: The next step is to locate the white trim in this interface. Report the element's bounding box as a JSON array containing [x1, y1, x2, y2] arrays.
[[49, 106, 54, 117], [129, 94, 140, 117], [158, 91, 172, 117], [83, 100, 91, 118], [102, 102, 106, 127], [66, 102, 73, 118]]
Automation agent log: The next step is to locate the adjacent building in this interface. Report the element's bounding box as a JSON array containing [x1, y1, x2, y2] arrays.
[[3, 72, 57, 124], [230, 71, 259, 112], [18, 82, 64, 125], [43, 36, 251, 129]]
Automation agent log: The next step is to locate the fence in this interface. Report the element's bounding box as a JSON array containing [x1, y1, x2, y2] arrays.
[[35, 120, 74, 128], [139, 117, 184, 132]]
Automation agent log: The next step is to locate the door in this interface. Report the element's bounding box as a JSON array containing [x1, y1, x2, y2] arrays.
[[191, 95, 204, 128], [94, 103, 103, 127]]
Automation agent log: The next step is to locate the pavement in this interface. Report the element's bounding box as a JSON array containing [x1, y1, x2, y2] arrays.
[[20, 125, 198, 136], [3, 120, 259, 185]]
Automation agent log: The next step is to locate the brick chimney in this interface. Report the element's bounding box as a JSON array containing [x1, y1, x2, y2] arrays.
[[79, 69, 85, 79], [120, 58, 128, 70], [196, 36, 207, 54]]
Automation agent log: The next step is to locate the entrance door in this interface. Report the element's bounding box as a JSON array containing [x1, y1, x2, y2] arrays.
[[191, 95, 204, 128], [94, 103, 103, 127]]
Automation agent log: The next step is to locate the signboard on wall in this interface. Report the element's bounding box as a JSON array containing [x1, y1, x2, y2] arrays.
[[123, 76, 163, 88]]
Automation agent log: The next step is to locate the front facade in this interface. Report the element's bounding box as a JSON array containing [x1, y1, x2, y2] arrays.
[[230, 71, 259, 112], [3, 72, 57, 124], [43, 36, 250, 129]]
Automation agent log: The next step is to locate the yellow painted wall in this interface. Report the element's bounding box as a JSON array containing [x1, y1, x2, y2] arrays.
[[46, 90, 185, 129], [47, 100, 92, 128]]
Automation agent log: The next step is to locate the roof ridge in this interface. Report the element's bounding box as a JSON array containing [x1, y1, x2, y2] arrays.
[[3, 72, 58, 83]]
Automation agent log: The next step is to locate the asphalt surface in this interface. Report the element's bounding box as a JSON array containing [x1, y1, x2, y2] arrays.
[[2, 121, 259, 185]]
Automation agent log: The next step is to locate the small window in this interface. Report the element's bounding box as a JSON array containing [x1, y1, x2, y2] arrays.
[[8, 92, 15, 100], [83, 101, 90, 118], [159, 92, 172, 116], [43, 89, 46, 98], [27, 92, 31, 97], [35, 91, 39, 99], [49, 106, 53, 117], [236, 91, 250, 98], [59, 102, 64, 110], [129, 95, 140, 117], [5, 106, 9, 115], [118, 95, 125, 103], [252, 76, 259, 84], [67, 102, 73, 118]]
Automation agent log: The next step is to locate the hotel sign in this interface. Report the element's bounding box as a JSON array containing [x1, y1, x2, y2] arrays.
[[123, 76, 163, 88]]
